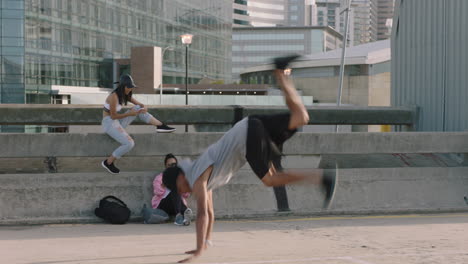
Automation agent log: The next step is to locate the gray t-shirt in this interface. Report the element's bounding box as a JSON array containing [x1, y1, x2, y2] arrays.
[[178, 117, 248, 190]]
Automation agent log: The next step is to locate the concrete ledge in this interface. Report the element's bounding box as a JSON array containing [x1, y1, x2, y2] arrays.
[[0, 172, 154, 224], [1, 167, 467, 225], [285, 132, 468, 154], [0, 104, 416, 125], [0, 133, 223, 158], [1, 132, 468, 158], [286, 167, 468, 213]]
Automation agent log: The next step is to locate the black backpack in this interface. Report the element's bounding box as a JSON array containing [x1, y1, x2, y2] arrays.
[[94, 196, 131, 224]]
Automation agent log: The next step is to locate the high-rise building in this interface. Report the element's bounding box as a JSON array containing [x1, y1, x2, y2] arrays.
[[315, 0, 341, 29], [352, 0, 378, 45], [232, 0, 319, 27], [313, 0, 378, 45], [377, 0, 395, 40], [231, 0, 322, 28], [0, 0, 232, 104], [305, 0, 318, 26], [286, 0, 308, 26], [315, 0, 353, 43], [233, 0, 287, 27]]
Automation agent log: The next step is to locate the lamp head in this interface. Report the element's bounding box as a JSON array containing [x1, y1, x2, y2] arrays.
[[180, 34, 193, 45]]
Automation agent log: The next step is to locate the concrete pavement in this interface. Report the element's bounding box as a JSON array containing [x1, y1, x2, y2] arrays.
[[1, 213, 468, 264]]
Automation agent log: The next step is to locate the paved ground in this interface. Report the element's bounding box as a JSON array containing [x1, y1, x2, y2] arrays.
[[1, 213, 468, 264]]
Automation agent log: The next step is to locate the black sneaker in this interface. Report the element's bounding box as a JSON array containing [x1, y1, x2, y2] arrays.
[[322, 163, 338, 209], [273, 54, 301, 70], [156, 124, 176, 133], [101, 159, 120, 174]]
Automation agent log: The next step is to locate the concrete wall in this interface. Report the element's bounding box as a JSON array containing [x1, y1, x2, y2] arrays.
[[295, 76, 342, 103], [3, 166, 466, 225], [294, 72, 391, 132], [1, 132, 467, 224], [368, 72, 391, 132], [294, 72, 390, 107], [369, 72, 391, 107], [131, 46, 162, 94]]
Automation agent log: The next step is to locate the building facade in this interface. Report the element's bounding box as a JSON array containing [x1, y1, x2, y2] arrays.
[[377, 0, 395, 40], [315, 0, 342, 31], [233, 0, 287, 27], [240, 40, 390, 104], [232, 26, 342, 81], [351, 0, 378, 45], [313, 0, 379, 46], [0, 0, 232, 104], [392, 0, 468, 132], [240, 39, 391, 132], [1, 0, 25, 103], [232, 0, 315, 28], [286, 0, 309, 26]]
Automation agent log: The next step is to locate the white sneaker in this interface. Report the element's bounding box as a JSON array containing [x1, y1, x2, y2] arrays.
[[183, 208, 193, 226], [174, 213, 184, 226]]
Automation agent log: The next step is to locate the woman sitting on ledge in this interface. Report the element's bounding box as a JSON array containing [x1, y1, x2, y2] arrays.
[[101, 74, 175, 174]]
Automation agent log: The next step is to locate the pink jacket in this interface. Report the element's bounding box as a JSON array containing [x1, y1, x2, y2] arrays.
[[151, 173, 190, 209]]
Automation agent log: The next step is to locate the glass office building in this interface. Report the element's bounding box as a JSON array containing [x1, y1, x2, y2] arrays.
[[1, 0, 25, 103], [0, 0, 232, 104]]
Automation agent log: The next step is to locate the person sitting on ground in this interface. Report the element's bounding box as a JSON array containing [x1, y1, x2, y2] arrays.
[[162, 55, 338, 263], [142, 153, 192, 225]]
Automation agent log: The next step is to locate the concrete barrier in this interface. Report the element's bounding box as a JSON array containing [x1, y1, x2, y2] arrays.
[[1, 104, 467, 225], [2, 166, 467, 225], [1, 132, 468, 224]]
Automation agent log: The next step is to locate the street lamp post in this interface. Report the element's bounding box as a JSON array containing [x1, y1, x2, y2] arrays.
[[336, 0, 352, 132], [180, 34, 193, 132], [160, 46, 173, 105], [337, 0, 352, 107]]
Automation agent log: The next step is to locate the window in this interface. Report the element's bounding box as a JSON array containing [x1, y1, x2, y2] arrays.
[[233, 19, 250, 26], [1, 19, 24, 37], [234, 0, 247, 5], [234, 9, 248, 15], [2, 0, 24, 9]]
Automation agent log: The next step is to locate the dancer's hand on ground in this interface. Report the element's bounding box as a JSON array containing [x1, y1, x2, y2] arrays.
[[179, 249, 202, 263], [185, 244, 208, 254], [185, 249, 197, 254]]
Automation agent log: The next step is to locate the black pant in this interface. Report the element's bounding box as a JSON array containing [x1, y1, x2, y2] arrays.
[[157, 190, 187, 216], [246, 113, 297, 179]]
